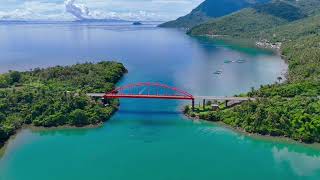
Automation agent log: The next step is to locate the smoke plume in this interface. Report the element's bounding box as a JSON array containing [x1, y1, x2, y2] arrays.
[[64, 0, 91, 20]]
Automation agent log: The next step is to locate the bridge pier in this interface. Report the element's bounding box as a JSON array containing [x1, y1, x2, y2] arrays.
[[101, 97, 109, 106], [225, 100, 229, 108], [192, 99, 195, 111]]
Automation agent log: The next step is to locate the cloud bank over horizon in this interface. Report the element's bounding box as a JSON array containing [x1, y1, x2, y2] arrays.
[[0, 0, 203, 21]]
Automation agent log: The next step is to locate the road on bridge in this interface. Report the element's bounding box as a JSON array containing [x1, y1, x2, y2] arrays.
[[87, 93, 255, 102], [86, 82, 256, 110]]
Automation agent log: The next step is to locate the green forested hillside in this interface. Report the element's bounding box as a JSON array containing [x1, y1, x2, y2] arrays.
[[263, 15, 320, 42], [187, 35, 320, 143], [221, 35, 320, 143], [0, 62, 126, 146], [188, 8, 288, 37], [186, 34, 320, 143], [185, 0, 320, 143], [159, 0, 270, 28], [188, 0, 320, 37]]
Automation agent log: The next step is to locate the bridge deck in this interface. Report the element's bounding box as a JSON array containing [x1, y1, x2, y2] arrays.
[[87, 93, 255, 101], [87, 93, 105, 97], [105, 94, 193, 100], [195, 96, 255, 101]]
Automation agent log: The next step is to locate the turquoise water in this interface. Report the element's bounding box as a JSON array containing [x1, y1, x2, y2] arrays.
[[0, 22, 319, 180]]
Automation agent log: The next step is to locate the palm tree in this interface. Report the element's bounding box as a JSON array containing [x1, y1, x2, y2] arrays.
[[277, 76, 283, 83]]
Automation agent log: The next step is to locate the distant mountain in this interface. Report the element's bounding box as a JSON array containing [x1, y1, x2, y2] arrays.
[[188, 0, 320, 38], [158, 0, 270, 28], [0, 20, 28, 23]]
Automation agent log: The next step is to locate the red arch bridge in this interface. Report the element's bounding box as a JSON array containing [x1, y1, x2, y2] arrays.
[[87, 82, 255, 110]]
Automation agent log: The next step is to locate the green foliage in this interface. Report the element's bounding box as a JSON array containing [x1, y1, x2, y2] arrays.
[[253, 1, 306, 21], [208, 112, 221, 122], [218, 97, 320, 143], [192, 34, 320, 142], [159, 0, 270, 28], [183, 105, 190, 114], [188, 8, 288, 37], [282, 35, 320, 82], [262, 15, 320, 42], [199, 112, 209, 120], [185, 0, 320, 143], [0, 75, 8, 88], [188, 0, 320, 38], [8, 71, 22, 85], [249, 81, 320, 97], [69, 109, 89, 126], [159, 12, 212, 29], [0, 61, 126, 145]]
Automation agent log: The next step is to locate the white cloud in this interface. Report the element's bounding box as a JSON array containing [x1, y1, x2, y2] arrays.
[[0, 1, 72, 21], [0, 0, 204, 21]]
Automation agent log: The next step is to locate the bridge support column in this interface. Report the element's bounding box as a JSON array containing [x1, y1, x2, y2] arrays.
[[225, 100, 229, 108], [203, 99, 206, 110], [101, 97, 110, 106], [192, 99, 195, 111]]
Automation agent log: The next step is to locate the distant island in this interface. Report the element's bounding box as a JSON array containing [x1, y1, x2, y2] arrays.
[[177, 0, 320, 143], [0, 61, 127, 147], [0, 20, 28, 23], [133, 21, 142, 25]]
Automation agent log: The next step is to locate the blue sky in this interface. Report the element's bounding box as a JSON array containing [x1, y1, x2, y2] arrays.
[[0, 0, 203, 21]]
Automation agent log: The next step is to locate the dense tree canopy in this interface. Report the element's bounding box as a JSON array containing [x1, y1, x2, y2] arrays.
[[188, 0, 320, 38], [0, 61, 126, 146], [185, 0, 320, 143]]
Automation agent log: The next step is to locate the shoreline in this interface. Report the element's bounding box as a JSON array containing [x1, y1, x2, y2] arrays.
[[0, 102, 120, 149], [0, 122, 107, 157], [0, 103, 119, 150], [0, 61, 127, 156], [186, 113, 320, 150], [181, 36, 319, 147], [198, 34, 283, 53]]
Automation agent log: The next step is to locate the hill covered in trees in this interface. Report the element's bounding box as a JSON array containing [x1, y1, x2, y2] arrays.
[[159, 0, 270, 28], [188, 0, 320, 37], [0, 61, 126, 146], [184, 0, 320, 143], [186, 34, 320, 143], [262, 15, 320, 43]]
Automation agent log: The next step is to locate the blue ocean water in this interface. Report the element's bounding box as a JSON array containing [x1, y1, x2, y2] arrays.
[[0, 22, 319, 180]]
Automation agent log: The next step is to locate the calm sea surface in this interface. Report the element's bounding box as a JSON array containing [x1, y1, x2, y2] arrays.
[[0, 22, 319, 180]]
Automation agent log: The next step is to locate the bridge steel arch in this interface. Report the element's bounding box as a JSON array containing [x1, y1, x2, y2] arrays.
[[104, 82, 194, 101]]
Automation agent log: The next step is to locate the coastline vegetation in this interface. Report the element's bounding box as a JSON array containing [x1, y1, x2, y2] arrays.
[[0, 61, 127, 146], [185, 0, 320, 143]]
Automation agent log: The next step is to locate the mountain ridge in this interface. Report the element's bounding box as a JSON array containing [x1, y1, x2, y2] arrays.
[[159, 0, 270, 28], [188, 0, 320, 38]]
